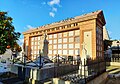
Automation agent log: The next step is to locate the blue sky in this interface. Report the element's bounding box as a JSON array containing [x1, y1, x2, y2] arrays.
[[0, 0, 120, 44]]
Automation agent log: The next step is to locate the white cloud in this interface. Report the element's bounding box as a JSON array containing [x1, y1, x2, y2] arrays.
[[49, 12, 55, 17], [26, 25, 34, 29], [24, 25, 34, 30], [48, 0, 60, 6], [47, 0, 61, 17], [52, 7, 57, 12]]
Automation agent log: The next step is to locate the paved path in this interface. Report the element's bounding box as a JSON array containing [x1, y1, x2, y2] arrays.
[[103, 66, 120, 84]]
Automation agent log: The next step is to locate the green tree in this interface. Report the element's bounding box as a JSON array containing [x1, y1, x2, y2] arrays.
[[0, 11, 21, 54], [104, 39, 113, 51]]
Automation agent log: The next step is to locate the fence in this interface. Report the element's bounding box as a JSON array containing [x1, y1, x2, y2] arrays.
[[12, 54, 106, 83], [58, 58, 106, 84], [104, 53, 120, 62], [12, 60, 79, 83], [85, 58, 106, 83]]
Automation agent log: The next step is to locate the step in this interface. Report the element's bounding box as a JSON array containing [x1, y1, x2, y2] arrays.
[[107, 68, 119, 72], [109, 69, 120, 74], [44, 81, 52, 84]]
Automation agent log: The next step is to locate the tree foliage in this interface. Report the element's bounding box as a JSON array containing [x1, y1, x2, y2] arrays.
[[104, 39, 113, 51], [0, 11, 21, 54]]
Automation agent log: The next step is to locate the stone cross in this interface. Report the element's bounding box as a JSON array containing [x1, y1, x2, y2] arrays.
[[81, 42, 87, 59]]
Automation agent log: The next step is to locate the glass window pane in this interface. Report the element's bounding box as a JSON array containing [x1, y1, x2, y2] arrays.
[[58, 50, 62, 54], [31, 42, 34, 45], [58, 39, 62, 43], [63, 44, 67, 49], [75, 49, 80, 55], [53, 39, 57, 44], [49, 50, 52, 54], [68, 50, 74, 55], [35, 37, 38, 40], [53, 45, 57, 49], [63, 32, 67, 37], [38, 36, 41, 40], [69, 37, 74, 42], [34, 46, 37, 49], [75, 43, 80, 48], [58, 44, 62, 49], [49, 45, 52, 49], [54, 34, 57, 38], [31, 46, 34, 50], [69, 31, 74, 36], [69, 44, 74, 48], [35, 42, 37, 45], [75, 36, 80, 43], [49, 35, 52, 39], [58, 33, 62, 38], [63, 50, 67, 55], [34, 51, 36, 54], [75, 30, 80, 36], [49, 40, 52, 44], [53, 50, 57, 54], [31, 37, 34, 41], [63, 38, 67, 43]]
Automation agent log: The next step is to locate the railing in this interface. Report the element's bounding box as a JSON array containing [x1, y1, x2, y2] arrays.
[[85, 58, 106, 82], [58, 58, 106, 84], [104, 53, 120, 62]]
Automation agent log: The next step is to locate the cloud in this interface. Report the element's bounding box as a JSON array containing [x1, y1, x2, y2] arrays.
[[47, 0, 61, 17], [24, 25, 35, 30], [52, 7, 57, 12], [48, 0, 60, 6], [49, 12, 55, 17], [26, 25, 34, 29]]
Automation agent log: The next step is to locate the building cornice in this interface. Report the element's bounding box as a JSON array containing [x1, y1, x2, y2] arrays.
[[23, 10, 105, 35]]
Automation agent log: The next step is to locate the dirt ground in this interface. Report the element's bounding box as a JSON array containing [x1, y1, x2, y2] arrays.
[[104, 78, 120, 84]]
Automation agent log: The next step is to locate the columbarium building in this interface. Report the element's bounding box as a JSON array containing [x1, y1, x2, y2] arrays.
[[23, 10, 106, 60]]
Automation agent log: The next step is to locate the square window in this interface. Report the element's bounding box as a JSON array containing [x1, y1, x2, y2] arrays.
[[63, 44, 67, 49], [54, 34, 57, 38], [75, 43, 80, 48], [63, 50, 67, 55], [49, 35, 52, 39], [58, 44, 62, 49], [58, 39, 62, 43], [49, 50, 52, 54], [53, 45, 57, 49], [63, 32, 67, 37], [69, 31, 74, 36], [75, 36, 80, 43], [63, 38, 67, 43], [69, 44, 74, 48], [53, 39, 57, 44], [75, 30, 80, 36], [68, 50, 74, 55], [69, 37, 74, 42]]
